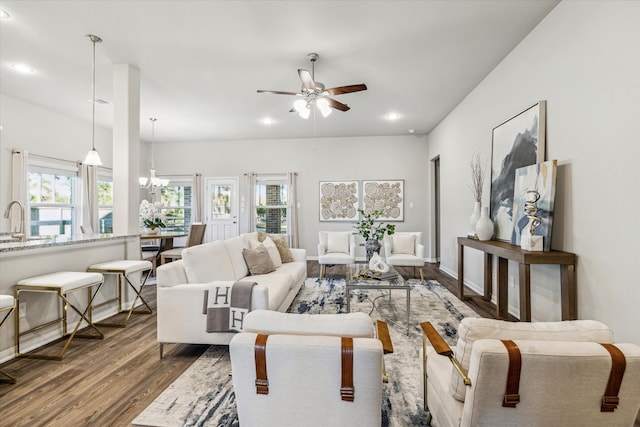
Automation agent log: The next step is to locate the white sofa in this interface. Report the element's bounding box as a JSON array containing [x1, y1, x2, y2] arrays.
[[156, 232, 307, 351]]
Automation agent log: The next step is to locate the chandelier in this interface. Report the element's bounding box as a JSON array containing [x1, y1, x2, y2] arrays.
[[139, 118, 169, 194]]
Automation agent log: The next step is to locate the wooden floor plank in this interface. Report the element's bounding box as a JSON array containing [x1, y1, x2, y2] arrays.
[[0, 261, 499, 425]]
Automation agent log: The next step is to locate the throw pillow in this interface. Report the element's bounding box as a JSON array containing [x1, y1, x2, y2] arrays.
[[262, 236, 282, 268], [268, 234, 294, 263], [242, 245, 276, 275], [327, 232, 350, 254], [392, 234, 415, 255]]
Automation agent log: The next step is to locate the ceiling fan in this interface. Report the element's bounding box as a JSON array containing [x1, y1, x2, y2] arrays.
[[257, 53, 367, 119]]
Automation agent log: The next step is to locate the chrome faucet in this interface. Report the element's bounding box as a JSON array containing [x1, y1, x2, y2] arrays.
[[4, 200, 26, 242]]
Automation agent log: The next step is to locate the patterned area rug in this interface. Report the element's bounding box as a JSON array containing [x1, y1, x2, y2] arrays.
[[133, 278, 478, 427]]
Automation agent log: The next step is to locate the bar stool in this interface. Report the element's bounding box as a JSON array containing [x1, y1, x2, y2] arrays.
[[0, 295, 16, 383], [87, 260, 153, 328], [15, 272, 104, 361]]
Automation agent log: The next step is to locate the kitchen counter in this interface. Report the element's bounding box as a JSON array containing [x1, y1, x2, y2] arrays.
[[0, 233, 143, 362], [0, 233, 139, 255]]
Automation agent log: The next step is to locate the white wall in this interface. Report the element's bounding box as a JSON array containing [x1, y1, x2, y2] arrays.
[[152, 135, 430, 258], [427, 1, 640, 343], [0, 94, 113, 233]]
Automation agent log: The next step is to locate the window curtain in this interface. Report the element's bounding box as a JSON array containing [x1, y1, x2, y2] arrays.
[[246, 172, 257, 232], [11, 149, 29, 233], [192, 173, 203, 223], [82, 163, 98, 233], [287, 172, 299, 248]]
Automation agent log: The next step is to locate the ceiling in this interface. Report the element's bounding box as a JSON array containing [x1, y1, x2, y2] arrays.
[[0, 1, 559, 143]]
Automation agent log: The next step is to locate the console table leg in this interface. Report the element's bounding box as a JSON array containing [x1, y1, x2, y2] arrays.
[[458, 243, 466, 300], [519, 264, 532, 321], [497, 257, 509, 319], [561, 264, 577, 320], [484, 253, 493, 301]]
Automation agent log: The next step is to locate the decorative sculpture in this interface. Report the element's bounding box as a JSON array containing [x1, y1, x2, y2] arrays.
[[520, 190, 543, 251]]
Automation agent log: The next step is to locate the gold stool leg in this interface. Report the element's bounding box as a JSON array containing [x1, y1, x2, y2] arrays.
[[0, 305, 16, 383]]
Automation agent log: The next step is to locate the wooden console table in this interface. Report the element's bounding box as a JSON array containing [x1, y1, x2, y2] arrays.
[[457, 237, 577, 321]]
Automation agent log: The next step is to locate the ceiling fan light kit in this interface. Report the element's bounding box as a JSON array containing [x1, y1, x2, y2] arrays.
[[257, 52, 367, 120]]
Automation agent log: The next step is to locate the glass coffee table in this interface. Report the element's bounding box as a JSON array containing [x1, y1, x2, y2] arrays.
[[346, 264, 411, 335]]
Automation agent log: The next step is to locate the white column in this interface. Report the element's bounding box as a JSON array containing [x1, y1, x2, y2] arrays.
[[112, 64, 140, 234]]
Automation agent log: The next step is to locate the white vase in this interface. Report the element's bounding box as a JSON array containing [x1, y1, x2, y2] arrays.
[[469, 201, 481, 231], [143, 227, 159, 235], [475, 207, 494, 241]]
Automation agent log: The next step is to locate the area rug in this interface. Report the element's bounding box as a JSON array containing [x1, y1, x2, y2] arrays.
[[133, 278, 478, 427]]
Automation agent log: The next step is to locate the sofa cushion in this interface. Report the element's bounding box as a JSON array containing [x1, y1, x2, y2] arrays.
[[243, 310, 374, 337], [182, 241, 235, 283], [392, 234, 415, 255], [223, 236, 250, 280], [327, 232, 350, 254], [245, 272, 292, 310], [243, 245, 276, 275], [450, 318, 615, 401], [275, 261, 306, 289]]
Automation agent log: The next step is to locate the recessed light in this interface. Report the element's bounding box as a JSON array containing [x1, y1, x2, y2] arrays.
[[260, 117, 275, 125], [408, 129, 416, 134], [0, 10, 9, 19], [10, 63, 35, 74], [385, 112, 400, 121]]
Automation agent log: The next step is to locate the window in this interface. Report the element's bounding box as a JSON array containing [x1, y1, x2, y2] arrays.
[[97, 168, 113, 233], [28, 158, 79, 237], [254, 175, 287, 234], [159, 179, 193, 232]]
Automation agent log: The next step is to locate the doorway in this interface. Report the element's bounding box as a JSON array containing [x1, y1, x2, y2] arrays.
[[205, 177, 239, 242], [432, 156, 441, 262]]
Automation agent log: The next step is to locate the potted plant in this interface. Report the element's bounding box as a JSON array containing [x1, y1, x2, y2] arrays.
[[354, 209, 395, 261], [139, 199, 167, 234]]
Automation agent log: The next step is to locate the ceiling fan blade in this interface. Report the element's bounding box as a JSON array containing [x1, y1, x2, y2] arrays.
[[257, 90, 301, 96], [298, 69, 316, 91], [324, 84, 368, 96], [326, 98, 350, 112]]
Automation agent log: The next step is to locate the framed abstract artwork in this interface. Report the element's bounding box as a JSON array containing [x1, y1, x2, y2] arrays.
[[362, 180, 404, 221], [490, 101, 546, 242], [511, 160, 557, 251], [319, 181, 359, 221]]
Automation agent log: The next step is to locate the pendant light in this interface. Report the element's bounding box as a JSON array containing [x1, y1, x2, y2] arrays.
[[83, 34, 103, 166]]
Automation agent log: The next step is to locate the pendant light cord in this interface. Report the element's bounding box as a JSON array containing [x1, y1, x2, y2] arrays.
[[87, 34, 102, 152], [150, 118, 157, 170]]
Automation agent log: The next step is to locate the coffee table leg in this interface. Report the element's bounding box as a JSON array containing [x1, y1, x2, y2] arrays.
[[346, 287, 351, 313]]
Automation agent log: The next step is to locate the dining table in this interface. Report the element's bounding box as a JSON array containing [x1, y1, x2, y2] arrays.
[[139, 230, 189, 266]]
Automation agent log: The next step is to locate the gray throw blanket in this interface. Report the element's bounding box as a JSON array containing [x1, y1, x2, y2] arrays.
[[202, 281, 257, 332]]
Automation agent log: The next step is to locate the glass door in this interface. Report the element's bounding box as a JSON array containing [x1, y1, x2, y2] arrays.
[[205, 177, 239, 242]]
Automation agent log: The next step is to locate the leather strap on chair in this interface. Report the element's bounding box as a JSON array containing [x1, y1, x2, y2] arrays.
[[254, 334, 269, 395], [600, 343, 626, 412], [341, 337, 354, 402], [501, 339, 521, 408]]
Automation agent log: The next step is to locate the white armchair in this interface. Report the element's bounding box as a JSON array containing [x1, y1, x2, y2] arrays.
[[318, 231, 356, 278], [421, 318, 640, 427], [230, 310, 391, 427], [383, 232, 425, 281]]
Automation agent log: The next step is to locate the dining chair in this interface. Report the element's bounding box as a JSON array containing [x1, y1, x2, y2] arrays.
[[159, 223, 207, 265]]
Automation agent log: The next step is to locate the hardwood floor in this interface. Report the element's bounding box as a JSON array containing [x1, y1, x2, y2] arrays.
[[0, 261, 498, 426]]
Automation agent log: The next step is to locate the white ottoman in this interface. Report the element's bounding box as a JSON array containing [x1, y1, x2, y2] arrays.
[[15, 272, 104, 361], [87, 260, 153, 327]]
